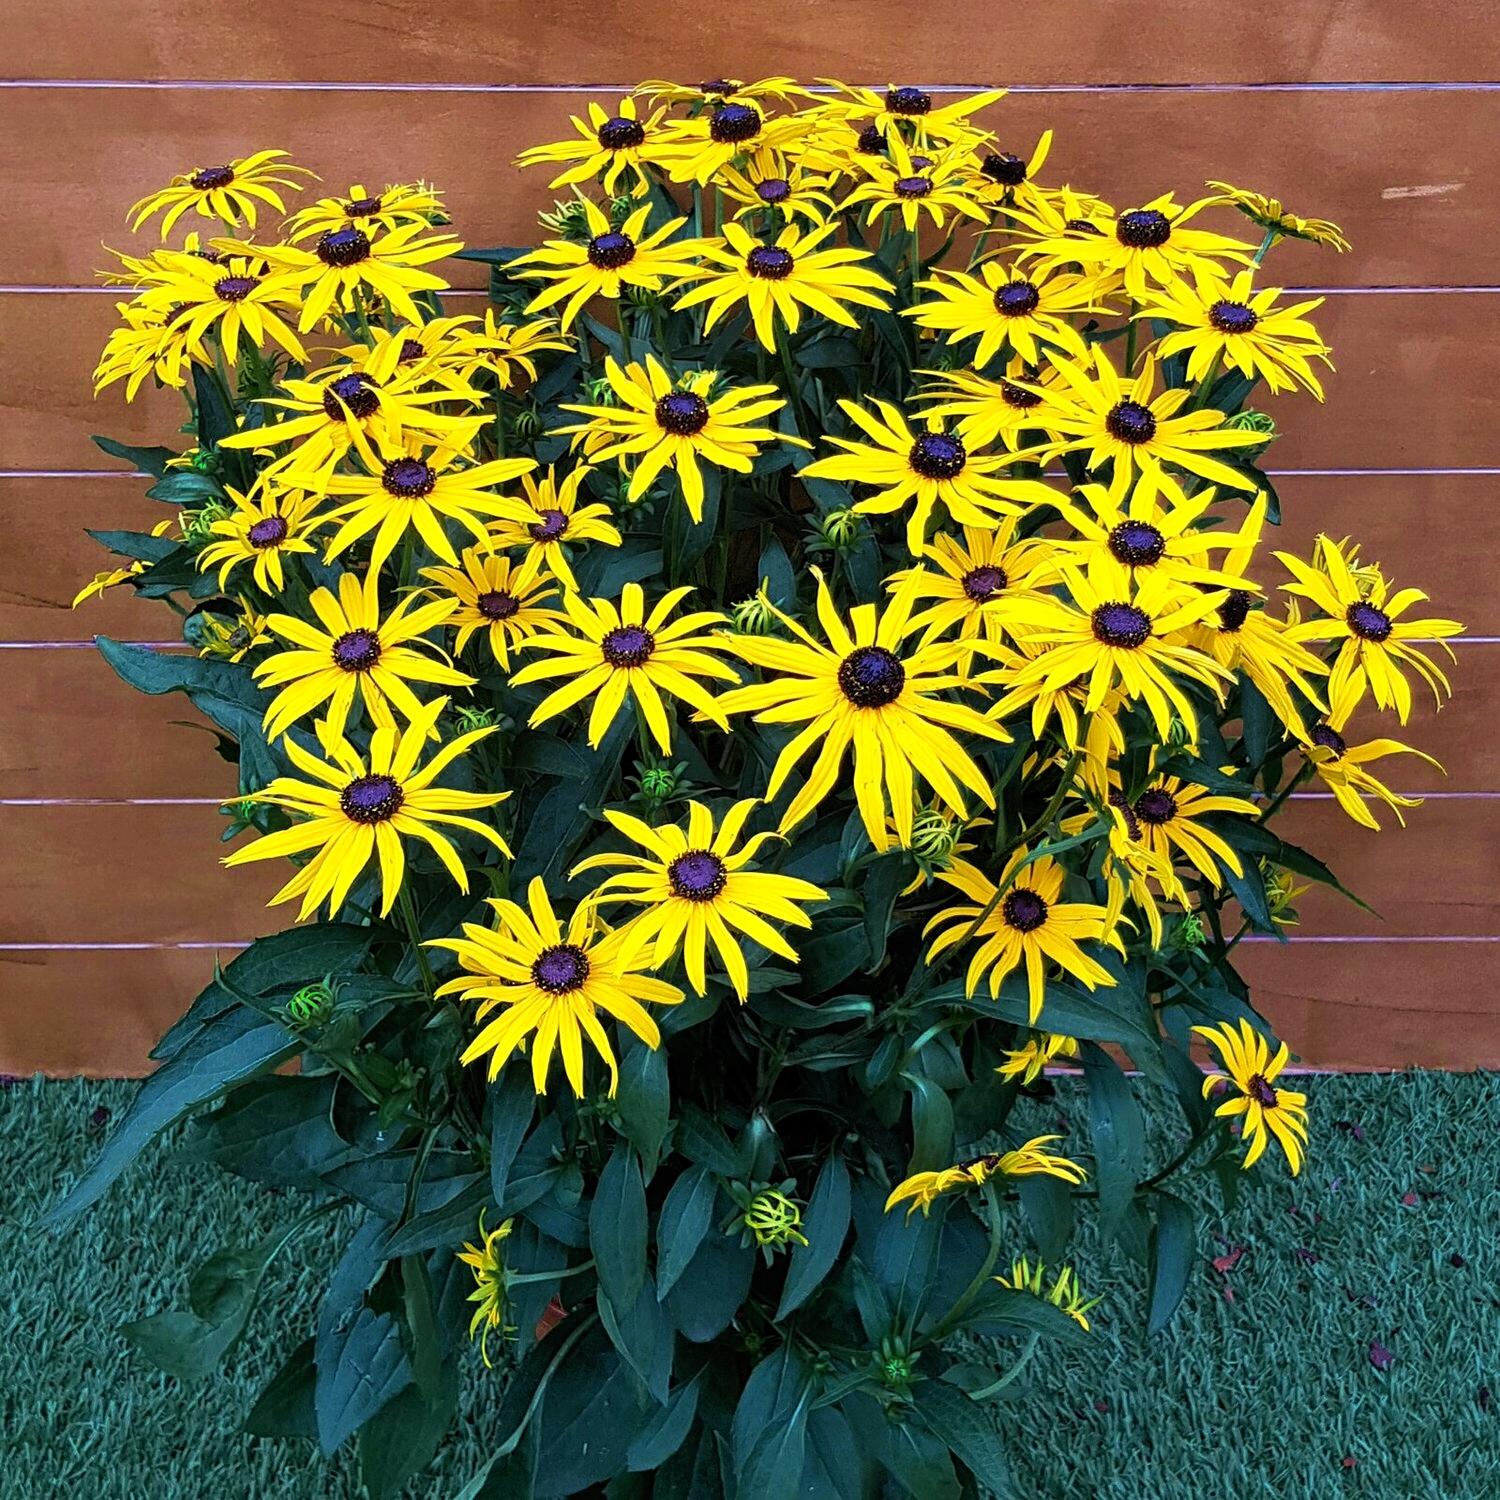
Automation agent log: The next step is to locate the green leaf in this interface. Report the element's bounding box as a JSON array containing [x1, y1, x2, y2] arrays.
[[244, 1338, 318, 1439], [615, 1038, 671, 1178], [1017, 1173, 1074, 1263], [358, 1356, 458, 1500], [861, 850, 908, 968], [534, 1323, 651, 1498], [777, 1157, 852, 1318], [626, 1373, 702, 1472], [380, 1177, 491, 1258], [756, 537, 796, 608], [1146, 1190, 1195, 1335], [1080, 1043, 1145, 1240], [661, 1224, 755, 1342], [955, 1284, 1090, 1347], [739, 1392, 810, 1500], [488, 1076, 536, 1207], [912, 1380, 1011, 1494], [598, 1273, 673, 1404], [656, 1166, 717, 1300], [90, 434, 178, 475], [322, 1150, 481, 1220], [85, 528, 181, 562], [513, 713, 631, 886], [192, 363, 235, 448], [145, 470, 228, 504], [188, 1074, 345, 1190], [590, 1144, 648, 1308], [675, 1107, 746, 1177], [905, 1073, 955, 1175]]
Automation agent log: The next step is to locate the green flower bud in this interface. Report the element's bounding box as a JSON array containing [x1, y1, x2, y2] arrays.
[[1171, 912, 1207, 951], [731, 586, 780, 636], [639, 765, 679, 802], [741, 1188, 809, 1251], [509, 407, 544, 442], [819, 508, 863, 550], [285, 980, 338, 1029], [537, 198, 593, 241], [179, 501, 231, 543]]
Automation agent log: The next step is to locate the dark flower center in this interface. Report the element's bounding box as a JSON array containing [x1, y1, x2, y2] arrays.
[[668, 850, 729, 902], [213, 274, 259, 302], [855, 124, 886, 154], [837, 645, 906, 708], [910, 154, 934, 171], [1346, 601, 1393, 642], [317, 226, 372, 267], [886, 86, 932, 116], [1105, 400, 1157, 444], [1218, 588, 1253, 631], [1065, 218, 1106, 236], [655, 391, 711, 435], [332, 628, 382, 672], [601, 624, 655, 668], [1310, 722, 1347, 756], [191, 165, 236, 191], [1116, 208, 1172, 248], [382, 458, 437, 497], [746, 245, 794, 280], [1133, 786, 1178, 825], [340, 773, 404, 823], [894, 175, 932, 198], [700, 78, 740, 95], [962, 564, 1008, 601], [993, 281, 1041, 317], [191, 246, 227, 264], [908, 432, 967, 479], [529, 508, 568, 542], [756, 176, 792, 204], [1108, 519, 1167, 567], [1000, 379, 1042, 409], [980, 151, 1028, 186], [1092, 602, 1152, 648], [1209, 299, 1259, 334], [597, 115, 646, 150], [322, 372, 381, 420], [477, 589, 519, 621], [531, 943, 591, 994], [1108, 787, 1142, 840], [398, 338, 425, 362], [344, 195, 383, 216], [1003, 888, 1048, 932], [710, 103, 761, 143], [586, 231, 636, 270], [247, 515, 289, 549], [1246, 1073, 1279, 1108]]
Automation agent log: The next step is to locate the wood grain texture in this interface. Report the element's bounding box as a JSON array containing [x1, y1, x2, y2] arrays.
[[11, 1, 1496, 85], [2, 86, 1495, 288], [9, 290, 1498, 472]]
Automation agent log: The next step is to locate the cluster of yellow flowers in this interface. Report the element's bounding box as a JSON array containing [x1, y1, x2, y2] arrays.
[[85, 76, 1462, 1205]]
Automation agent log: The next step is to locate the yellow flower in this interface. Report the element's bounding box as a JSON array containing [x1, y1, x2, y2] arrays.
[[517, 96, 675, 198], [486, 465, 622, 591], [839, 136, 988, 233], [717, 570, 1008, 849], [192, 598, 274, 662], [963, 130, 1058, 216], [671, 219, 892, 352], [906, 259, 1098, 367], [800, 399, 1056, 557], [74, 562, 145, 607], [1206, 181, 1350, 252], [634, 77, 814, 110], [512, 198, 702, 330], [284, 181, 446, 242], [718, 150, 837, 226], [224, 697, 510, 920], [419, 548, 564, 669], [1276, 535, 1463, 723], [255, 570, 475, 741], [1128, 773, 1261, 888], [443, 310, 572, 389], [995, 1032, 1080, 1086], [572, 798, 828, 998], [885, 1137, 1086, 1218], [1299, 714, 1442, 830], [1136, 268, 1333, 400], [133, 251, 307, 365], [196, 485, 324, 593], [913, 361, 1072, 454], [654, 99, 813, 185], [1193, 1019, 1310, 1174], [555, 355, 797, 522], [925, 848, 1117, 1022], [457, 1212, 514, 1368], [438, 876, 684, 1096], [994, 1257, 1101, 1331], [509, 583, 734, 753], [128, 150, 314, 237], [813, 82, 1007, 150], [317, 432, 536, 574]]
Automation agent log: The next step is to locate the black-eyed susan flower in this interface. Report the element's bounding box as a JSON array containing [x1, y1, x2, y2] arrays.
[[129, 150, 314, 236], [224, 696, 509, 919], [840, 136, 989, 233], [1037, 349, 1266, 508], [885, 1136, 1086, 1218], [814, 81, 1007, 151], [994, 1257, 1101, 1331], [317, 432, 537, 573], [913, 361, 1072, 454], [134, 251, 307, 365], [671, 220, 892, 352], [1128, 772, 1261, 889], [509, 583, 734, 752], [1137, 269, 1332, 400], [1299, 714, 1442, 830], [991, 556, 1233, 743], [554, 356, 797, 522], [1277, 536, 1463, 724], [436, 876, 684, 1096], [801, 399, 1058, 557], [1206, 180, 1350, 253], [905, 259, 1097, 367], [717, 570, 1008, 848], [925, 847, 1117, 1021], [284, 181, 446, 241], [458, 1212, 514, 1367], [634, 77, 814, 110], [517, 96, 675, 197], [1193, 1019, 1309, 1174], [93, 301, 195, 399], [255, 570, 475, 741], [995, 1031, 1080, 1086], [196, 485, 324, 593], [964, 130, 1057, 215], [419, 548, 563, 669], [655, 99, 813, 185], [718, 149, 837, 226], [190, 597, 273, 662], [444, 310, 572, 389], [572, 799, 828, 998], [486, 465, 622, 591], [511, 198, 702, 330]]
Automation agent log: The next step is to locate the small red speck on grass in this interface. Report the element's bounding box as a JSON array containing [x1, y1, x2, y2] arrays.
[[1341, 1456, 1358, 1470], [1212, 1246, 1246, 1274], [1401, 1191, 1419, 1207]]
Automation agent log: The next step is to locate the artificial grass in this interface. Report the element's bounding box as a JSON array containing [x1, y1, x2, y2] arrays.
[[6, 1071, 1498, 1498]]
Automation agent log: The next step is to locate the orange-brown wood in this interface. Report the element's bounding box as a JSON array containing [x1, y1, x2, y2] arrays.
[[2, 86, 1495, 288]]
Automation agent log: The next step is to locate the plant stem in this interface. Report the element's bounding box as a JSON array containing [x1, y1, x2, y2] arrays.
[[925, 1182, 1005, 1343], [1124, 301, 1139, 376], [776, 336, 807, 440], [397, 883, 438, 999], [965, 1331, 1041, 1402]]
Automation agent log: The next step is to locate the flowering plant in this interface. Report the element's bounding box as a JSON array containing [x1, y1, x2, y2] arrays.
[[57, 77, 1459, 1497]]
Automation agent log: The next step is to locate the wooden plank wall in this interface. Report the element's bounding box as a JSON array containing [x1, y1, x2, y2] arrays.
[[4, 3, 1497, 1074]]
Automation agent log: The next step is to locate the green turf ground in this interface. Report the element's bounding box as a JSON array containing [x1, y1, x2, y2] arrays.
[[6, 1071, 1498, 1499]]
